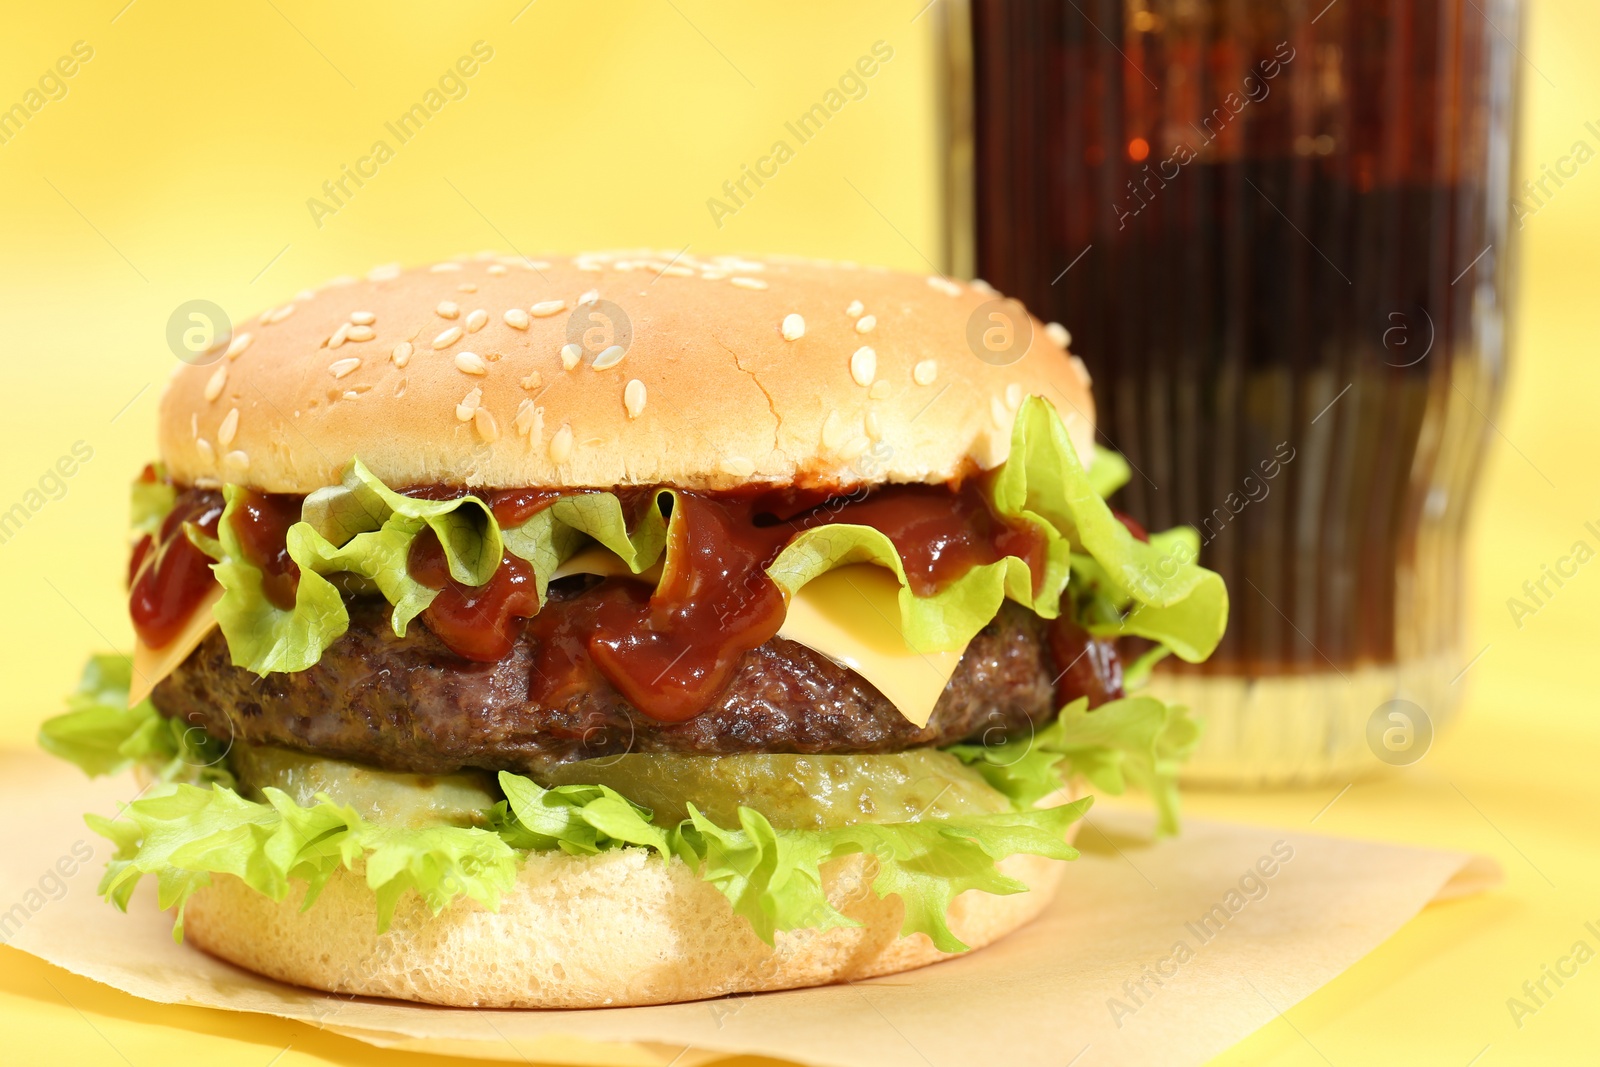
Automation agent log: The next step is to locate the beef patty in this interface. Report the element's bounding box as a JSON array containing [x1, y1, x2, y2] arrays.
[[153, 591, 1069, 777]]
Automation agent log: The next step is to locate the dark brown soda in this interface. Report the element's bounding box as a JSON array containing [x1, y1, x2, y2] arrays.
[[970, 0, 1518, 675]]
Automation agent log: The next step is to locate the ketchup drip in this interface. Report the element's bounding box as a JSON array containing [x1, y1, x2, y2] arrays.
[[485, 488, 564, 528], [1045, 618, 1125, 709], [1112, 509, 1150, 544], [129, 491, 223, 649], [582, 492, 789, 722], [407, 528, 541, 662], [230, 491, 304, 611]]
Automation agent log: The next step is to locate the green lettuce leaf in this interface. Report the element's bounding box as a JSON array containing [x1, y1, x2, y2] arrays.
[[130, 466, 175, 538], [206, 460, 503, 674], [209, 485, 352, 675], [494, 771, 672, 855], [949, 696, 1200, 836], [38, 655, 233, 788], [88, 781, 518, 939], [1087, 445, 1132, 499], [496, 780, 1091, 953], [1010, 396, 1227, 663]]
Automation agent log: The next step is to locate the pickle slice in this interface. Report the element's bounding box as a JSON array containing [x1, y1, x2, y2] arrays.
[[540, 750, 1012, 831], [229, 745, 499, 829]]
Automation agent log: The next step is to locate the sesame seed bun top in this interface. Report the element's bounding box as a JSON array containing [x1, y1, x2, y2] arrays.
[[158, 251, 1096, 493]]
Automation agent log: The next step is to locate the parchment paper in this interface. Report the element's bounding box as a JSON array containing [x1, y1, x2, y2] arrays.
[[0, 750, 1499, 1066]]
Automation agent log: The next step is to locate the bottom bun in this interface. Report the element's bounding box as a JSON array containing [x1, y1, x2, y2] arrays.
[[184, 814, 1078, 1008]]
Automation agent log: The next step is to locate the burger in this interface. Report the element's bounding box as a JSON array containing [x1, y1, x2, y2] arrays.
[[40, 251, 1226, 1008]]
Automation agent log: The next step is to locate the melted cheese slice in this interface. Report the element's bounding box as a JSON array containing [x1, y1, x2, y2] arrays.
[[774, 565, 964, 729], [127, 555, 970, 727], [129, 586, 224, 707]]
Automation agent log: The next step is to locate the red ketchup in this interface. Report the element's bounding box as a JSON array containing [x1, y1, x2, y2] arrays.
[[129, 491, 224, 649], [407, 529, 542, 663]]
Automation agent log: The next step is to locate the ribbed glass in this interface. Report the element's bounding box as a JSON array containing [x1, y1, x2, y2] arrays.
[[961, 0, 1521, 785]]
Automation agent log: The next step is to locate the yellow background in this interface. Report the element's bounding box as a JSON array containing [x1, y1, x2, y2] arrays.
[[0, 1, 1596, 1064]]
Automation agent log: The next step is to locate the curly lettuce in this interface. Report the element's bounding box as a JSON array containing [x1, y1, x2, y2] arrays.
[[38, 655, 233, 788], [948, 696, 1200, 836]]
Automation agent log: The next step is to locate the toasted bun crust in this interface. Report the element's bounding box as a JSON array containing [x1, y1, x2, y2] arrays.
[[183, 845, 1069, 1009], [160, 252, 1095, 493]]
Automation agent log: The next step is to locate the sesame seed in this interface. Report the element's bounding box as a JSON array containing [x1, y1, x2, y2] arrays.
[[720, 456, 756, 477], [224, 450, 250, 470], [262, 304, 295, 324], [1006, 383, 1024, 410], [577, 263, 603, 273], [913, 359, 937, 385], [329, 357, 362, 379], [346, 324, 375, 342], [592, 345, 626, 370], [225, 332, 253, 360], [474, 406, 499, 442], [865, 410, 883, 439], [661, 264, 695, 277], [781, 314, 805, 341], [560, 344, 582, 371], [531, 299, 567, 317], [855, 315, 876, 334], [990, 395, 1010, 429], [624, 378, 646, 418], [578, 289, 599, 306], [433, 325, 464, 349], [514, 397, 541, 438], [1070, 355, 1093, 385], [342, 390, 361, 401], [821, 410, 849, 450], [550, 424, 574, 463], [327, 323, 350, 349], [971, 278, 998, 295], [521, 371, 542, 390], [700, 270, 728, 280], [204, 365, 228, 402], [503, 308, 531, 330], [487, 263, 508, 276], [845, 300, 865, 318], [196, 438, 214, 462], [869, 379, 891, 400], [392, 341, 414, 367], [456, 387, 482, 421], [455, 352, 488, 375], [459, 282, 479, 293], [850, 346, 876, 387], [350, 311, 376, 325], [927, 276, 964, 296], [1045, 322, 1072, 348], [218, 408, 239, 447], [730, 277, 768, 291], [840, 437, 869, 461], [395, 377, 407, 398], [436, 301, 461, 319], [466, 309, 489, 333], [430, 262, 463, 273], [367, 263, 402, 281], [190, 413, 198, 439]]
